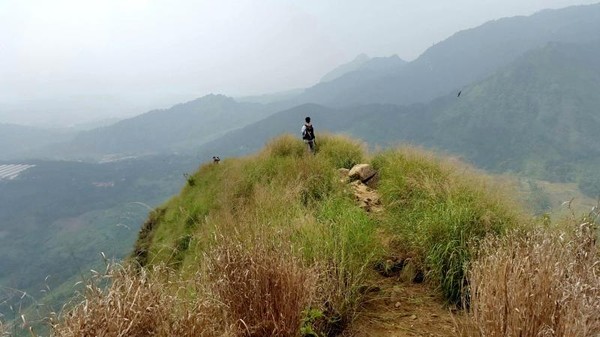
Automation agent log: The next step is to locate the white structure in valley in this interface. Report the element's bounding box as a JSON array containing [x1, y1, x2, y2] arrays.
[[0, 164, 36, 180]]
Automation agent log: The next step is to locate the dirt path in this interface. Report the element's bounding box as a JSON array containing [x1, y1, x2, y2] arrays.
[[348, 170, 465, 337], [346, 278, 463, 337]]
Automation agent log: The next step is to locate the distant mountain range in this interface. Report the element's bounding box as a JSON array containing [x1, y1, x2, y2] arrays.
[[294, 3, 600, 107], [3, 4, 600, 174], [195, 37, 600, 195]]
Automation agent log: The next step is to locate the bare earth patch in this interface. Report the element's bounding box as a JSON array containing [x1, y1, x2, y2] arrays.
[[347, 278, 462, 337]]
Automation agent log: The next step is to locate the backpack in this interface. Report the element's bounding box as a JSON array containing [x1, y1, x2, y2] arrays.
[[303, 124, 315, 140]]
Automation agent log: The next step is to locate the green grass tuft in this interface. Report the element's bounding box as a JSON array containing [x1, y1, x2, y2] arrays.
[[373, 147, 525, 304]]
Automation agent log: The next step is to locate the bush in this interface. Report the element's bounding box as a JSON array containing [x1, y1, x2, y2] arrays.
[[467, 218, 600, 336]]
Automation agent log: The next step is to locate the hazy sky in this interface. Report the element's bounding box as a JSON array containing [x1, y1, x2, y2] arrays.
[[1, 0, 598, 126]]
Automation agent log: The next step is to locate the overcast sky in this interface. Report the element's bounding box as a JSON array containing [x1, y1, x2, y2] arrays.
[[1, 0, 598, 126]]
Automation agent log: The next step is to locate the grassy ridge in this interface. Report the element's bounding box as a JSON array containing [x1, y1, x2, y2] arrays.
[[130, 135, 378, 335], [51, 135, 536, 336]]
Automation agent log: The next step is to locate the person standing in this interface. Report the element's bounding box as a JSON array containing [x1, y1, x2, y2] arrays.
[[301, 116, 316, 154]]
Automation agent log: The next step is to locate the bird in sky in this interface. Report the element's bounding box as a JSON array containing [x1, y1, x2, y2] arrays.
[[457, 90, 462, 97]]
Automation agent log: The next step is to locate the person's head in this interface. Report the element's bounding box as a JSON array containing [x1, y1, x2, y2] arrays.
[[305, 116, 311, 123]]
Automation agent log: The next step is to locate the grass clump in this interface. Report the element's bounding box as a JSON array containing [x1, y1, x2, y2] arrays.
[[467, 212, 600, 336], [208, 236, 316, 336], [372, 147, 524, 304], [314, 134, 365, 169], [0, 321, 7, 337], [51, 263, 229, 337]]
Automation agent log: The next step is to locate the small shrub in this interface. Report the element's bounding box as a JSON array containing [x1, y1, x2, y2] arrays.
[[131, 207, 166, 267], [184, 173, 196, 187]]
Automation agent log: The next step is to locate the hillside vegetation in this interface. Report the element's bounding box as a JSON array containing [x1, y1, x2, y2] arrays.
[[44, 136, 600, 337]]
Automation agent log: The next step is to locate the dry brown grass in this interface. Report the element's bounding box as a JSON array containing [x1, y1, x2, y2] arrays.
[[0, 321, 7, 337], [53, 234, 319, 337], [51, 263, 231, 337], [208, 237, 317, 337], [466, 214, 600, 337]]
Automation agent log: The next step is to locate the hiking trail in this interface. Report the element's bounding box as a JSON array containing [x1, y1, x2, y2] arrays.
[[344, 164, 464, 337]]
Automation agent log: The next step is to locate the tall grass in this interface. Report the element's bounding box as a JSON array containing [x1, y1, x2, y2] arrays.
[[467, 214, 600, 336], [372, 147, 524, 304], [208, 236, 316, 336], [0, 321, 6, 337], [51, 263, 230, 337]]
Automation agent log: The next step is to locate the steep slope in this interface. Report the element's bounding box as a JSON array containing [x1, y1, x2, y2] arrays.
[[50, 94, 277, 160], [296, 3, 600, 107]]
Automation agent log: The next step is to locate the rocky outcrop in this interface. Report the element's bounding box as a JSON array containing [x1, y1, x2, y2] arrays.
[[348, 164, 379, 188], [341, 164, 383, 213]]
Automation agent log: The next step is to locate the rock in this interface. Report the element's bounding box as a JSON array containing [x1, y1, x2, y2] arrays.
[[410, 314, 417, 320], [349, 164, 377, 183], [374, 257, 406, 277], [398, 259, 426, 284], [350, 180, 383, 213], [395, 302, 402, 308]]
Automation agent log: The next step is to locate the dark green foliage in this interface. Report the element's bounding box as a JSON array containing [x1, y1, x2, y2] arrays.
[[525, 181, 553, 215]]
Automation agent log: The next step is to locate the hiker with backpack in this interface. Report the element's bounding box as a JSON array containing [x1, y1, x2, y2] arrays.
[[301, 116, 316, 154]]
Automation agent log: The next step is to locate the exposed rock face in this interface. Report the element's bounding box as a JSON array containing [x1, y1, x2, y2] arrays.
[[341, 164, 383, 213], [350, 180, 382, 213], [348, 164, 379, 188]]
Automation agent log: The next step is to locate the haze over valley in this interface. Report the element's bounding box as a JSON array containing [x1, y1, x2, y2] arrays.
[[1, 1, 600, 335]]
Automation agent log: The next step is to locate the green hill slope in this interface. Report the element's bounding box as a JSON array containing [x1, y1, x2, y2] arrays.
[[436, 40, 600, 175], [44, 95, 278, 161], [110, 135, 523, 336]]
